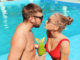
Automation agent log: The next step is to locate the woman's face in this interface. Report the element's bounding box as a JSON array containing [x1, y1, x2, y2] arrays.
[[45, 14, 58, 31]]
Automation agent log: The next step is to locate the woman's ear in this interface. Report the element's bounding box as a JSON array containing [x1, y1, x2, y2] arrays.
[[54, 26, 59, 30]]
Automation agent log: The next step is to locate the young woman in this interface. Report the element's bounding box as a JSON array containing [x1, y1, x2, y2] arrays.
[[45, 13, 73, 60]]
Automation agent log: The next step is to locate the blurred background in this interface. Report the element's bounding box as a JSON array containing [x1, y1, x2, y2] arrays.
[[0, 0, 80, 60], [0, 0, 80, 2]]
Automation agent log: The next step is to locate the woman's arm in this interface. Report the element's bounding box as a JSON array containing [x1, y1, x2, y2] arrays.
[[60, 41, 70, 60]]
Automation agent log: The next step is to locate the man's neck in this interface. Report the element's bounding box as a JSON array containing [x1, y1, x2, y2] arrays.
[[23, 21, 33, 31]]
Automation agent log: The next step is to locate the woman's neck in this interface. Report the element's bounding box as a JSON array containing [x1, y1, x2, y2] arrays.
[[50, 31, 61, 38]]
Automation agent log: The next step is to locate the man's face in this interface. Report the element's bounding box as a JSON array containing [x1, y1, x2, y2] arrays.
[[33, 12, 43, 28]]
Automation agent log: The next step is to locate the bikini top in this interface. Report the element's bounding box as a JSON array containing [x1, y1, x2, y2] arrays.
[[45, 38, 70, 59]]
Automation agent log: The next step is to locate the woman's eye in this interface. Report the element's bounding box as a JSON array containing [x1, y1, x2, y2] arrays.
[[49, 19, 50, 20], [48, 20, 50, 22]]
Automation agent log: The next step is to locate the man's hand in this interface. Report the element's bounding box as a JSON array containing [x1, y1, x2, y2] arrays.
[[35, 44, 39, 55], [36, 53, 46, 60], [35, 44, 39, 49]]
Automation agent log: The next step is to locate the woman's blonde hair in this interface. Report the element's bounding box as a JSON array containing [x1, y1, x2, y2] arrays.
[[53, 13, 73, 32]]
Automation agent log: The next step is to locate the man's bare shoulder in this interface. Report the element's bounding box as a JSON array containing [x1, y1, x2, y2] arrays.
[[15, 23, 24, 33], [12, 23, 24, 38], [11, 23, 27, 46]]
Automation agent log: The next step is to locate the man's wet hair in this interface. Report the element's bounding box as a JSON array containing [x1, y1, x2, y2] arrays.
[[22, 3, 42, 22]]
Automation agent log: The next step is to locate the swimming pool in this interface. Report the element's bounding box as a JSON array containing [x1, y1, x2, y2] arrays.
[[0, 0, 80, 60]]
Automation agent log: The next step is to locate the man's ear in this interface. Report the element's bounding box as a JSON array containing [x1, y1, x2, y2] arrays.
[[29, 17, 35, 23]]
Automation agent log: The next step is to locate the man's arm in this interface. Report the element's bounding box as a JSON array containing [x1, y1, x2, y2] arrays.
[[8, 35, 26, 60], [60, 41, 70, 60]]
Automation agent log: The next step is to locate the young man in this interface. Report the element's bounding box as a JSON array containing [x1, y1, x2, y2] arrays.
[[8, 3, 45, 60]]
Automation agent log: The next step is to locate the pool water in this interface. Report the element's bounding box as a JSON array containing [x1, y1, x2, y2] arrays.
[[0, 1, 80, 60]]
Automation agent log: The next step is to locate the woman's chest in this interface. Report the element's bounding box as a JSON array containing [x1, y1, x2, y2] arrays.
[[48, 38, 60, 52]]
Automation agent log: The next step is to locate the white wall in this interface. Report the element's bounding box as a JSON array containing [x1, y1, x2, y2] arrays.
[[59, 0, 80, 3], [0, 0, 18, 2]]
